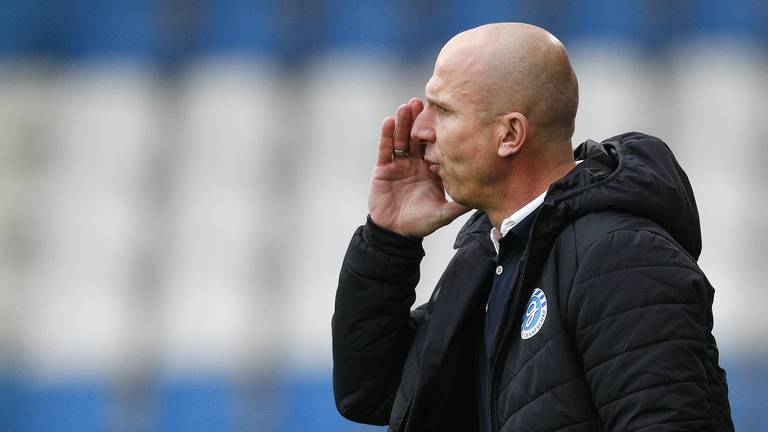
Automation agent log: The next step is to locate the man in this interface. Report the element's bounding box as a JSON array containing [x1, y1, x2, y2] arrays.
[[332, 23, 734, 432]]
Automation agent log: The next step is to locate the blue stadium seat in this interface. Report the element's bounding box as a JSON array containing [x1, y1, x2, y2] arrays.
[[58, 0, 157, 60]]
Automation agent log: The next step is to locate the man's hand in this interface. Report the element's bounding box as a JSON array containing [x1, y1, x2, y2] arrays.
[[368, 98, 470, 237]]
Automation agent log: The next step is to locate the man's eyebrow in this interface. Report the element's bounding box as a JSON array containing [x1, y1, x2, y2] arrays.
[[426, 96, 453, 110]]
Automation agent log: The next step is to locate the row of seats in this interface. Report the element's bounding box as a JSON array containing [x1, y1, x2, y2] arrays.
[[1, 0, 766, 60], [0, 12, 766, 432]]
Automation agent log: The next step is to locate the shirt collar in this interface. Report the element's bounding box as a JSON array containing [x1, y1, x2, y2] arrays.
[[488, 161, 583, 254], [489, 191, 546, 255]]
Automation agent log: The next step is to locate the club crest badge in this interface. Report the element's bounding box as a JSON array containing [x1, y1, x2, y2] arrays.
[[521, 288, 547, 340]]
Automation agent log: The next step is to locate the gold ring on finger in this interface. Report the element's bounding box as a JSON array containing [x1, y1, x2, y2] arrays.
[[393, 149, 409, 158]]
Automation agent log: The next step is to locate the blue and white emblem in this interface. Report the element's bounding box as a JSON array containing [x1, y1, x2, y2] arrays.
[[521, 288, 547, 340]]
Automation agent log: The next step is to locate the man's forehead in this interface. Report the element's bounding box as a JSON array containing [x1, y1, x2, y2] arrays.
[[430, 41, 490, 91], [424, 74, 461, 107], [424, 75, 444, 97], [425, 62, 483, 108]]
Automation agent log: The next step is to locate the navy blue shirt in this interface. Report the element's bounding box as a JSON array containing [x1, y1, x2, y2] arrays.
[[478, 208, 540, 432]]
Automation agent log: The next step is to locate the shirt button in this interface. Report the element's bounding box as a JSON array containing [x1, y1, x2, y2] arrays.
[[495, 265, 503, 275]]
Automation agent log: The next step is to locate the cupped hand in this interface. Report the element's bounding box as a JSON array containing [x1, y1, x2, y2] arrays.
[[368, 98, 470, 237]]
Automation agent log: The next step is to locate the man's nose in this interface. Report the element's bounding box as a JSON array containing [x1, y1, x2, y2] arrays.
[[411, 108, 436, 145]]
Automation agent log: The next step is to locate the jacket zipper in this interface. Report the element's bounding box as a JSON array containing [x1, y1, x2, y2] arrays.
[[487, 254, 530, 432], [487, 204, 548, 431]]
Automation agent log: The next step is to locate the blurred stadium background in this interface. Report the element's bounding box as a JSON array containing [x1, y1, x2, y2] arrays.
[[0, 1, 766, 431]]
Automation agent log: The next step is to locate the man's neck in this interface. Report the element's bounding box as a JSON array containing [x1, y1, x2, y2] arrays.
[[485, 158, 576, 231]]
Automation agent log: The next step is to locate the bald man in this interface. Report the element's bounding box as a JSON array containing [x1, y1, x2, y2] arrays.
[[333, 23, 733, 432]]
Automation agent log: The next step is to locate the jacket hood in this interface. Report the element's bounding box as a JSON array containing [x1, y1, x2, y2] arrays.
[[456, 132, 702, 259], [549, 132, 701, 258]]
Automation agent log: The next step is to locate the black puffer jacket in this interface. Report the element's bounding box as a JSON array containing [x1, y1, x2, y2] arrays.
[[333, 133, 734, 431]]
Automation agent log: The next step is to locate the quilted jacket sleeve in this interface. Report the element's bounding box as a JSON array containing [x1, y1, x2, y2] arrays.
[[332, 219, 427, 425], [566, 228, 731, 431]]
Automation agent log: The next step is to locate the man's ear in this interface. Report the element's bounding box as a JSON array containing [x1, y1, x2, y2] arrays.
[[498, 112, 527, 157]]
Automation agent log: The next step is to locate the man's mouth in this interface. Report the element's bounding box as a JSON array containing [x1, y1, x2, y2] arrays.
[[427, 162, 440, 174]]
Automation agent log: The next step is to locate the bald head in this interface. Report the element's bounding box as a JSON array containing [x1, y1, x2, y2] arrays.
[[436, 23, 579, 141]]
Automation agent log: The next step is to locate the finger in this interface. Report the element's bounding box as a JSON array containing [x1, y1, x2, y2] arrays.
[[376, 116, 395, 166], [410, 138, 426, 159], [408, 98, 426, 158], [393, 104, 411, 153], [408, 97, 424, 117], [441, 201, 472, 224]]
